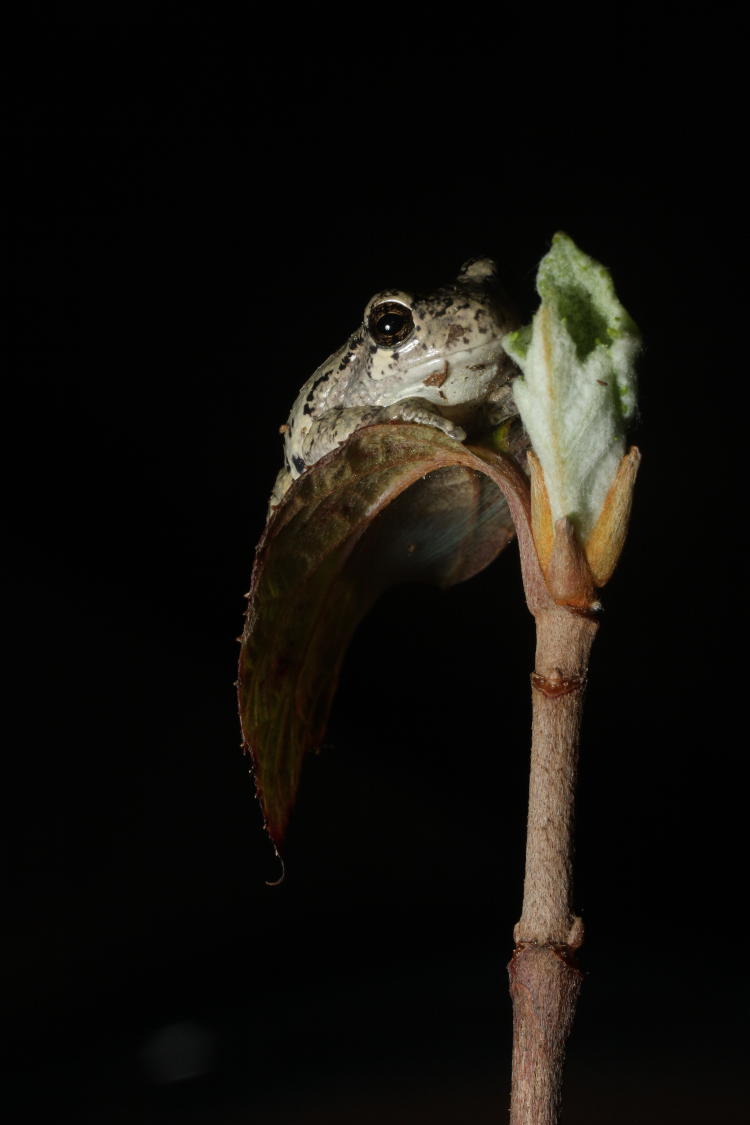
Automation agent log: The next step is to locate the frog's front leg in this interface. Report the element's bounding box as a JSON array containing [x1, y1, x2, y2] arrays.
[[381, 397, 467, 441], [301, 399, 466, 467]]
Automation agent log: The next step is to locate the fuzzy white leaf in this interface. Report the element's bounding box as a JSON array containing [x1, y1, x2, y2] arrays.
[[504, 233, 640, 540]]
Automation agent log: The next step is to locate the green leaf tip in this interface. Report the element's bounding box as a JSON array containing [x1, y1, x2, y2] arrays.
[[504, 233, 641, 540], [538, 232, 640, 415]]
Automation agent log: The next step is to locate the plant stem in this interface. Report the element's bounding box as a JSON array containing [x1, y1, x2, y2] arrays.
[[508, 604, 598, 1125]]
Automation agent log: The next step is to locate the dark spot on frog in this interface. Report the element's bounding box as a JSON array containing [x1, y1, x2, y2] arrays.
[[420, 296, 452, 319], [303, 403, 313, 415], [423, 364, 449, 388], [292, 454, 306, 473], [391, 351, 399, 360], [445, 323, 467, 349], [306, 371, 331, 401], [596, 379, 608, 386]]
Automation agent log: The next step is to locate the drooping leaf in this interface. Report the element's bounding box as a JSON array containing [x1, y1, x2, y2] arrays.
[[238, 422, 544, 848]]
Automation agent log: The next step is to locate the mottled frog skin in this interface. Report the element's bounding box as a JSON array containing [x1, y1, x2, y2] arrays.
[[270, 257, 522, 509]]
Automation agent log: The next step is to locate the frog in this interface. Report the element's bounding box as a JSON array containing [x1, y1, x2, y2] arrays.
[[269, 257, 524, 510]]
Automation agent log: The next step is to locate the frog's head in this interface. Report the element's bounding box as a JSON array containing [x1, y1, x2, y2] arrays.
[[357, 257, 518, 408]]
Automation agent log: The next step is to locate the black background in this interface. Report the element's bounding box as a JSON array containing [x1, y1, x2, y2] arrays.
[[6, 10, 747, 1123]]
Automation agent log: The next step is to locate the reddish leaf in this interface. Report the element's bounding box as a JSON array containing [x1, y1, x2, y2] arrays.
[[238, 422, 541, 847]]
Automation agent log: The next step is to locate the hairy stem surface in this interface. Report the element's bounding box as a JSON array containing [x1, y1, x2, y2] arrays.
[[509, 605, 598, 1125]]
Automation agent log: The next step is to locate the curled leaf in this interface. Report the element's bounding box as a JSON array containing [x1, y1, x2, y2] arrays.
[[238, 422, 543, 847]]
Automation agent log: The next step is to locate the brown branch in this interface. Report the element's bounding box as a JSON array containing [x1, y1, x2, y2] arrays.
[[508, 602, 598, 1125]]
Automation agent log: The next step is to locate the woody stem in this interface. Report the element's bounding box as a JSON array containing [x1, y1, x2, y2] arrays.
[[508, 604, 598, 1125]]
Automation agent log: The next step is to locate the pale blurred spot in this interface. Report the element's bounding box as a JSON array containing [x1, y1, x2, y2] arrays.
[[141, 1020, 215, 1084]]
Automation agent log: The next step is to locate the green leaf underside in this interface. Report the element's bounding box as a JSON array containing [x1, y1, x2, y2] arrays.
[[238, 423, 526, 847]]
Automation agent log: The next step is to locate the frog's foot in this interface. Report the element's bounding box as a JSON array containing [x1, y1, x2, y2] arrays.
[[381, 397, 466, 442], [486, 404, 517, 427], [484, 381, 518, 427], [268, 465, 293, 514]]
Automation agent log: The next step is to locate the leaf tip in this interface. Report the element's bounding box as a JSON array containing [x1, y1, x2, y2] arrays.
[[265, 850, 286, 887]]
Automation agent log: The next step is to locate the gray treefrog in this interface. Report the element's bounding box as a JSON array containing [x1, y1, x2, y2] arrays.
[[270, 257, 523, 508]]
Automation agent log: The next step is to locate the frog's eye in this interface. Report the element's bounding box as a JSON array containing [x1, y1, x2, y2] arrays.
[[367, 301, 414, 348]]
